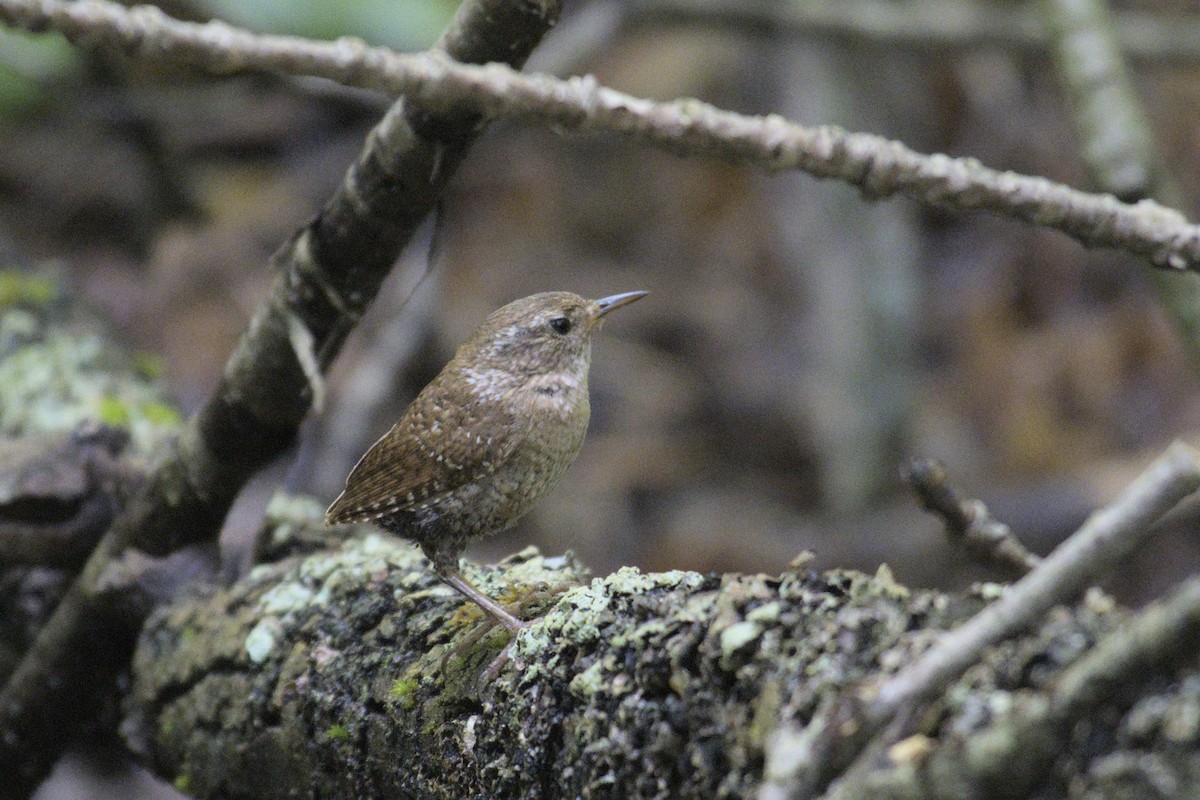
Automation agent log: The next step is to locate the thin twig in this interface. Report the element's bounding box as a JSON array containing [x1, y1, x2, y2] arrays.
[[2, 0, 1200, 269], [900, 457, 1040, 578]]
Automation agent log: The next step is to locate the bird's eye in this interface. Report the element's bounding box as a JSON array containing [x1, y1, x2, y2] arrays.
[[549, 316, 572, 335]]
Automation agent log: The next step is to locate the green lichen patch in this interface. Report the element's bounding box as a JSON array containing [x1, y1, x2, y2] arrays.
[[719, 619, 763, 657], [0, 311, 179, 451], [97, 393, 132, 426], [244, 617, 283, 664], [264, 491, 328, 529], [0, 270, 57, 308], [133, 351, 166, 380], [257, 581, 318, 616], [0, 268, 178, 456], [388, 677, 419, 709]]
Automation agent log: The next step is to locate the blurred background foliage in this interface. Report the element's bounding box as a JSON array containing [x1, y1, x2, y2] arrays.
[[2, 0, 1199, 621], [0, 28, 78, 110], [206, 0, 455, 49]]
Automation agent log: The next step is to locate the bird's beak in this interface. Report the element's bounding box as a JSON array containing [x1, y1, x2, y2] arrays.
[[590, 291, 648, 324]]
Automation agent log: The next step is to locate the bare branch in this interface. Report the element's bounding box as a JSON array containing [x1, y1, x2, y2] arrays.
[[125, 498, 1200, 799], [900, 458, 1040, 578], [3, 0, 1200, 269]]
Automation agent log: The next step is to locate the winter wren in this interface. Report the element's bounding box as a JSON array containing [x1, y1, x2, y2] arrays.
[[326, 290, 647, 634]]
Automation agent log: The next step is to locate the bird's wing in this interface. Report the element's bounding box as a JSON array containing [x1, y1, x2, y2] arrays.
[[325, 379, 528, 525]]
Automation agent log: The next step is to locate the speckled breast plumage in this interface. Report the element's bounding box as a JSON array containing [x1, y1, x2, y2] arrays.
[[377, 390, 590, 564], [326, 344, 594, 570]]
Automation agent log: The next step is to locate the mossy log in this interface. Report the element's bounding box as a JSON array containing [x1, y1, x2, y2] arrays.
[[123, 498, 1200, 799]]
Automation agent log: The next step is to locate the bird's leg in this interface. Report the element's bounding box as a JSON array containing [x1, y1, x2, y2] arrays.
[[430, 556, 530, 681], [436, 565, 529, 635], [426, 546, 528, 632]]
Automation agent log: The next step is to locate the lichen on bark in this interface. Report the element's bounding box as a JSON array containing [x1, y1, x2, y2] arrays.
[[0, 268, 178, 447], [121, 495, 1200, 799], [125, 496, 975, 798]]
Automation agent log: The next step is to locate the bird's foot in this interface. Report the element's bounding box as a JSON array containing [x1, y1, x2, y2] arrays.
[[472, 580, 586, 683], [498, 577, 579, 615], [439, 610, 528, 677], [435, 565, 578, 679], [480, 618, 531, 684]]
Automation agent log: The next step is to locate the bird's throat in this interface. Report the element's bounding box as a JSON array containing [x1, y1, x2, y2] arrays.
[[520, 370, 587, 417]]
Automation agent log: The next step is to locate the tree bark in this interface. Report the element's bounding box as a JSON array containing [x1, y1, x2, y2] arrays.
[[123, 503, 1200, 799]]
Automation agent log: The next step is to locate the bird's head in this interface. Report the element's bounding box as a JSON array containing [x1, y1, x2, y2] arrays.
[[457, 290, 647, 380]]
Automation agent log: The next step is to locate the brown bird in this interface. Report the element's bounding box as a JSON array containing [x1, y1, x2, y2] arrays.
[[326, 290, 647, 634]]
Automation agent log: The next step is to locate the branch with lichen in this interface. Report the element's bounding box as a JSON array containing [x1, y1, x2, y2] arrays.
[[0, 0, 561, 793], [123, 487, 1200, 800], [3, 0, 1200, 270], [763, 442, 1200, 798], [6, 275, 1200, 799]]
